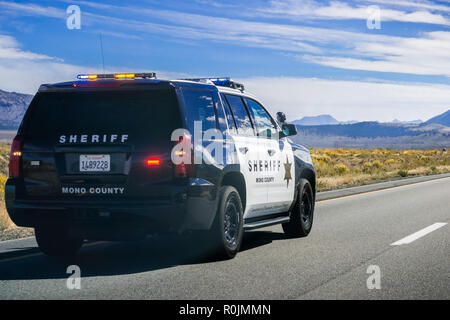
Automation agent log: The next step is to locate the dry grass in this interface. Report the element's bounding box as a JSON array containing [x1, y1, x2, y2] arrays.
[[0, 143, 12, 231], [0, 173, 14, 231], [312, 148, 450, 191]]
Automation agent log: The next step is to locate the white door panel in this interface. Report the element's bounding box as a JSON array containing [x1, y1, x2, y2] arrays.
[[231, 134, 268, 218], [266, 137, 295, 212]]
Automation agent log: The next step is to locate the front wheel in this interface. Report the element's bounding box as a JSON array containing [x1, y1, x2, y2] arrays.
[[35, 226, 84, 257], [283, 178, 314, 238]]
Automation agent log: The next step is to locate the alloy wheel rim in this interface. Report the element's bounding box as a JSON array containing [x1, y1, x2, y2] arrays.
[[300, 190, 312, 225], [224, 196, 239, 247]]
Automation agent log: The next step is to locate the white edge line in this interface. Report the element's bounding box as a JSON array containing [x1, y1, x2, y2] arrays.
[[0, 236, 35, 245], [391, 222, 448, 246]]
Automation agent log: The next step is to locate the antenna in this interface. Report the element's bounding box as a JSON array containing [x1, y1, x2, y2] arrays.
[[99, 33, 105, 73]]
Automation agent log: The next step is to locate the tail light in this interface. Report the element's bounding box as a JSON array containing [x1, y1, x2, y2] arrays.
[[9, 135, 23, 178], [173, 135, 195, 178], [146, 157, 161, 167]]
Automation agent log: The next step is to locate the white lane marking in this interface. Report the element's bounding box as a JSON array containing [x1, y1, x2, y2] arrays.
[[0, 236, 35, 245], [391, 223, 448, 246]]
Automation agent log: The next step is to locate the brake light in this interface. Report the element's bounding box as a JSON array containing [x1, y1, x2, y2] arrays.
[[146, 157, 161, 166], [9, 135, 23, 178], [173, 136, 195, 178]]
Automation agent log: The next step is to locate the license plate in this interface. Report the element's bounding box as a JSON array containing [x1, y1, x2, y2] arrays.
[[79, 154, 110, 172]]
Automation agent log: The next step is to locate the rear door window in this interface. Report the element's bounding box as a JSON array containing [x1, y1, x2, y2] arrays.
[[182, 90, 217, 133], [224, 95, 254, 136], [220, 93, 237, 133]]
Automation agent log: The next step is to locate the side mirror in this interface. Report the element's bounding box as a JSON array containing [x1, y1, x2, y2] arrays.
[[280, 123, 297, 138], [276, 112, 286, 124]]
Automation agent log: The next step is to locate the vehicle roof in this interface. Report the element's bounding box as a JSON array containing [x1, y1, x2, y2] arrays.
[[38, 78, 257, 99]]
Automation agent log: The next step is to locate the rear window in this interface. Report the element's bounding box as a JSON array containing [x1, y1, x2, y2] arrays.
[[24, 89, 182, 145], [181, 90, 217, 133]]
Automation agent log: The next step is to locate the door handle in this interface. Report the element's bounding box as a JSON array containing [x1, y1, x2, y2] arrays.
[[267, 149, 276, 156], [239, 147, 249, 154]]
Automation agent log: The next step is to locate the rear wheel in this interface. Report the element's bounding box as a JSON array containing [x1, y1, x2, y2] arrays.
[[35, 226, 84, 257], [207, 186, 244, 259], [283, 178, 314, 238]]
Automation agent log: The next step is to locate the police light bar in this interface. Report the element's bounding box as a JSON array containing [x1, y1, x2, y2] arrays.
[[184, 77, 245, 92], [77, 72, 156, 80]]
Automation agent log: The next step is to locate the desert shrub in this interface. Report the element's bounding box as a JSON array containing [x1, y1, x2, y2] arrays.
[[312, 154, 331, 162], [0, 173, 13, 231], [0, 144, 9, 177], [362, 162, 373, 173], [334, 163, 349, 175], [372, 160, 383, 169], [398, 169, 408, 177], [302, 147, 449, 191]]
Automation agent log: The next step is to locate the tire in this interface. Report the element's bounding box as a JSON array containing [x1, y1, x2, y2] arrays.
[[35, 226, 84, 257], [207, 186, 244, 259], [283, 178, 314, 238]]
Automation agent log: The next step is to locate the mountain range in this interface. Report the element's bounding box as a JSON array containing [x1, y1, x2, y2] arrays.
[[0, 89, 33, 130], [291, 110, 450, 149], [292, 114, 339, 126]]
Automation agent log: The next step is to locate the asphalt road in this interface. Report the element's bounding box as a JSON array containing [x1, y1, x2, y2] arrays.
[[0, 177, 449, 299]]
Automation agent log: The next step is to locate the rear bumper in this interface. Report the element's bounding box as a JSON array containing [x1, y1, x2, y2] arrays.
[[5, 178, 219, 237]]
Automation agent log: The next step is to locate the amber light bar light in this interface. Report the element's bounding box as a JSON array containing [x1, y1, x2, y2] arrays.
[[77, 72, 156, 80]]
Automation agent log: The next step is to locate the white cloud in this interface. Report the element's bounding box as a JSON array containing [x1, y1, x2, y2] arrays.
[[241, 77, 450, 122], [260, 0, 450, 25], [300, 30, 450, 76], [3, 1, 450, 77], [0, 35, 54, 60], [1, 32, 448, 123], [59, 1, 450, 77], [0, 1, 64, 19], [0, 34, 81, 93], [362, 0, 450, 13], [0, 59, 94, 94], [0, 33, 189, 94]]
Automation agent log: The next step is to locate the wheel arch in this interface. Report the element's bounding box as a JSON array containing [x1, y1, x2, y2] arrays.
[[299, 167, 316, 199], [220, 170, 247, 212]]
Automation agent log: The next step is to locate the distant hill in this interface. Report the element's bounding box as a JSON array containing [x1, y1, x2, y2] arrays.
[[425, 109, 450, 126], [296, 121, 423, 138], [293, 121, 449, 149], [292, 114, 339, 126], [390, 119, 423, 125], [0, 89, 33, 130]]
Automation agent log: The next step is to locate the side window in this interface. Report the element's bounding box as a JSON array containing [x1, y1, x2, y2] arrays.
[[213, 92, 228, 134], [245, 98, 277, 139], [182, 90, 217, 132], [220, 93, 237, 133], [225, 95, 254, 136]]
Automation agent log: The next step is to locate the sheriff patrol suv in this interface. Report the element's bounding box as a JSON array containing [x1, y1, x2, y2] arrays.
[[6, 73, 316, 259]]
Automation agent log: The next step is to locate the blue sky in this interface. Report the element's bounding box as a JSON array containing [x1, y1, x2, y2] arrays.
[[0, 0, 450, 122]]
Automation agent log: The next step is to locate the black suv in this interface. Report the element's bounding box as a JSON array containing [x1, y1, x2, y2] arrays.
[[6, 73, 316, 259]]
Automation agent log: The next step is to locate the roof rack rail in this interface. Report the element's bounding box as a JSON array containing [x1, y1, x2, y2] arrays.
[[77, 72, 156, 80], [183, 77, 245, 92]]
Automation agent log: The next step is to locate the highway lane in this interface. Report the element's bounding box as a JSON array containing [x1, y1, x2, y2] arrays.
[[0, 177, 449, 299]]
